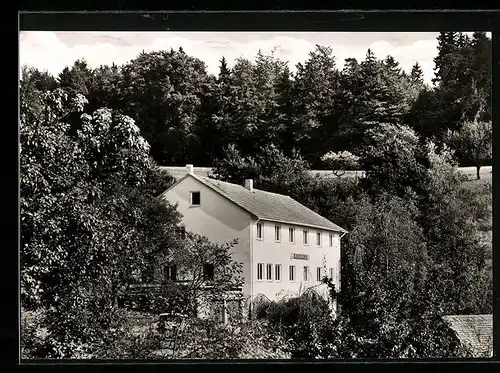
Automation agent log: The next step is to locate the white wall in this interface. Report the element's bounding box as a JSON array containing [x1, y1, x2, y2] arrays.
[[251, 219, 341, 303], [162, 176, 252, 299], [161, 175, 343, 312]]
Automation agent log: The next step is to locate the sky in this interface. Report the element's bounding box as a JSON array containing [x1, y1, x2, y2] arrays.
[[18, 31, 483, 85]]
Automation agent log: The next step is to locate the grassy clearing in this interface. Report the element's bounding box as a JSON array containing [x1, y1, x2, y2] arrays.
[[459, 166, 492, 182]]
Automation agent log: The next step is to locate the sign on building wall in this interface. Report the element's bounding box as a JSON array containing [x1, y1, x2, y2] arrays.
[[291, 253, 309, 260]]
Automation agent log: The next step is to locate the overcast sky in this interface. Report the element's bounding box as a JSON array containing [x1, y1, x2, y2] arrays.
[[19, 31, 482, 85]]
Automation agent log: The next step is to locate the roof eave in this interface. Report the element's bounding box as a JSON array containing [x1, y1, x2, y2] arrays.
[[190, 174, 260, 219], [157, 173, 192, 198], [173, 174, 348, 234]]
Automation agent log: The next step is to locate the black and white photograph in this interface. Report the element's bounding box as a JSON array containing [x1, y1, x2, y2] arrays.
[[19, 15, 493, 360]]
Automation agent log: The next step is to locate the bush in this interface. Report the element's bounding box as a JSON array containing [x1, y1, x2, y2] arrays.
[[92, 313, 289, 359], [257, 293, 336, 359]]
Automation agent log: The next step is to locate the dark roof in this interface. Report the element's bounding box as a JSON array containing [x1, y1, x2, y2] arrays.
[[443, 314, 493, 357], [165, 173, 347, 234], [158, 166, 365, 180], [160, 166, 213, 179]]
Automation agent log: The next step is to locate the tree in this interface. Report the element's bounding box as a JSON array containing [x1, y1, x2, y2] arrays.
[[470, 32, 492, 122], [320, 151, 361, 177], [214, 50, 291, 156], [426, 31, 491, 147], [445, 120, 492, 179], [87, 63, 123, 112], [358, 123, 427, 199], [118, 48, 211, 165], [145, 233, 244, 317], [257, 293, 337, 359], [433, 32, 460, 87], [20, 88, 182, 357], [287, 45, 342, 165], [58, 59, 95, 96], [418, 141, 491, 314], [211, 142, 319, 208], [384, 55, 401, 74], [20, 65, 58, 92], [410, 62, 424, 85], [336, 50, 418, 154]]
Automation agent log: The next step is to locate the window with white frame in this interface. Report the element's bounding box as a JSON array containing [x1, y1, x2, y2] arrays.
[[257, 222, 263, 240], [257, 263, 264, 280], [316, 232, 321, 246], [329, 233, 333, 247], [303, 266, 309, 281], [266, 264, 273, 280], [275, 225, 281, 242], [275, 264, 281, 281], [317, 267, 322, 282], [289, 227, 295, 242], [303, 229, 309, 245], [190, 191, 201, 206], [289, 265, 295, 281]]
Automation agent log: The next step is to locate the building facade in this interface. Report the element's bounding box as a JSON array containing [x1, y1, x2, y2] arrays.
[[160, 165, 348, 315]]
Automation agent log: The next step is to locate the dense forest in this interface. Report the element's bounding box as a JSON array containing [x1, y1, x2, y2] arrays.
[[21, 31, 492, 170], [20, 31, 492, 359]]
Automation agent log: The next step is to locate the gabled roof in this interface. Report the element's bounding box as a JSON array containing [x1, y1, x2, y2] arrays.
[[163, 173, 347, 234], [442, 314, 493, 357]]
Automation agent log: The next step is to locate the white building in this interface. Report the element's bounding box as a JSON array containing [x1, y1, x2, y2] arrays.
[[160, 165, 348, 315]]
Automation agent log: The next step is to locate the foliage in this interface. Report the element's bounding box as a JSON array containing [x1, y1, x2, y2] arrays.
[[321, 150, 361, 177], [445, 120, 492, 179], [21, 32, 490, 169], [118, 48, 212, 165], [211, 143, 311, 195], [257, 293, 337, 359], [20, 31, 492, 359], [88, 313, 289, 359], [418, 141, 491, 314], [138, 233, 244, 315], [20, 88, 182, 357], [358, 123, 427, 199]]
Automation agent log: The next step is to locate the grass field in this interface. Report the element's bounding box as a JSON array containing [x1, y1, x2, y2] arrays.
[[459, 166, 492, 182]]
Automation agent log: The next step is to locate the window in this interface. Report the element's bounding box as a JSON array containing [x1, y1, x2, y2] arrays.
[[317, 267, 322, 282], [164, 264, 177, 282], [303, 229, 309, 245], [329, 268, 334, 282], [289, 227, 295, 243], [190, 191, 201, 206], [289, 265, 295, 281], [203, 263, 214, 281], [329, 233, 333, 247], [316, 232, 321, 246], [275, 225, 281, 242], [303, 266, 309, 281], [257, 222, 263, 240], [275, 264, 281, 281], [266, 264, 273, 280], [257, 263, 264, 280]]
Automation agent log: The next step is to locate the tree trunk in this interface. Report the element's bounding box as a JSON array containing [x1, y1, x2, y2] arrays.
[[476, 165, 481, 180]]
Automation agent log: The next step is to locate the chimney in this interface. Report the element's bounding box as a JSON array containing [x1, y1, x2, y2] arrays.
[[186, 164, 194, 175], [244, 179, 254, 192]]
